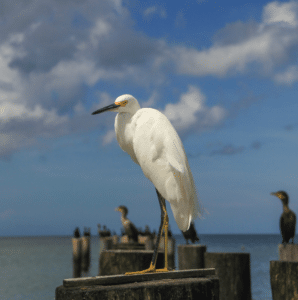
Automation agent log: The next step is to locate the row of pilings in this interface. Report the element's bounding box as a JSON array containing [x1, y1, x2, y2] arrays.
[[72, 236, 91, 277], [61, 235, 298, 300]]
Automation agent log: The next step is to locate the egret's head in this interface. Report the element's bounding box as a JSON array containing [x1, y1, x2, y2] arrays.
[[92, 94, 140, 115], [270, 190, 289, 205], [115, 205, 128, 217]]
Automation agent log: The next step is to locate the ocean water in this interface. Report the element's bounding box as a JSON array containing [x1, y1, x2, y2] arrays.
[[0, 234, 282, 299]]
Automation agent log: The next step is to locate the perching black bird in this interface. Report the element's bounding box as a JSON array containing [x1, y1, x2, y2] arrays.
[[98, 224, 111, 237], [182, 222, 199, 244], [115, 205, 139, 243], [103, 225, 111, 237], [74, 227, 80, 238], [271, 191, 296, 244], [84, 227, 91, 237]]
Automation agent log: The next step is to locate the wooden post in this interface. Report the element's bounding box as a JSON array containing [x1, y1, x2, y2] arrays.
[[56, 268, 219, 300], [270, 260, 298, 300], [205, 252, 251, 300], [99, 250, 165, 276], [112, 243, 145, 250], [119, 235, 153, 250], [100, 237, 113, 250], [278, 244, 298, 261], [153, 236, 176, 270], [178, 244, 207, 270], [81, 236, 90, 272], [138, 235, 154, 250], [72, 238, 82, 278], [112, 235, 119, 245]]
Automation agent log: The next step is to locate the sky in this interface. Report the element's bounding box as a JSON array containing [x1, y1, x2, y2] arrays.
[[1, 0, 298, 236]]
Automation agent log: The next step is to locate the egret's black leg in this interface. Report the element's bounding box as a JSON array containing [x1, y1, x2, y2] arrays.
[[150, 189, 165, 267], [152, 188, 169, 272], [125, 188, 169, 274]]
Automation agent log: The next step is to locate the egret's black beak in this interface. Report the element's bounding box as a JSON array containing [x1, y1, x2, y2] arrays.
[[92, 103, 120, 115]]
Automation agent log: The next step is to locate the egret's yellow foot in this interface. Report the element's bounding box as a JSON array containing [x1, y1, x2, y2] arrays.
[[125, 262, 156, 275], [155, 267, 170, 272]]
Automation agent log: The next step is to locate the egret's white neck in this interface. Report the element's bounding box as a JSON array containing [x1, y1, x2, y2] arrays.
[[114, 111, 140, 165]]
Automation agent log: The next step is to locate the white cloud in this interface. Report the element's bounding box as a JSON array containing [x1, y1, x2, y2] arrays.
[[162, 85, 226, 134], [170, 1, 298, 80], [90, 19, 113, 47], [142, 91, 158, 108], [263, 1, 298, 27], [2, 0, 298, 159], [143, 6, 167, 19], [102, 129, 116, 146], [0, 0, 165, 158], [274, 65, 298, 85]]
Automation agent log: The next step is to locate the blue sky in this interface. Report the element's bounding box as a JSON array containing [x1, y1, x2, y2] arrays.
[[1, 0, 298, 236]]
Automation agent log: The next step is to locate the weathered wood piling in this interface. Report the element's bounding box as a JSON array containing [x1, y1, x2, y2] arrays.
[[72, 237, 82, 278], [81, 236, 90, 272], [103, 235, 176, 269], [100, 236, 114, 250], [112, 242, 145, 250], [178, 244, 207, 270], [278, 243, 298, 261], [205, 252, 251, 300], [72, 237, 82, 261], [154, 236, 176, 270], [270, 244, 298, 299], [270, 260, 298, 300], [99, 250, 165, 276], [56, 268, 219, 300], [138, 235, 154, 250]]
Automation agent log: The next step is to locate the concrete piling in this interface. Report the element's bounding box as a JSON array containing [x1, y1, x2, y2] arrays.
[[278, 244, 298, 261], [112, 242, 145, 250], [100, 236, 114, 250], [72, 237, 82, 278], [139, 235, 154, 250], [154, 236, 176, 270], [81, 236, 90, 272], [205, 252, 252, 300], [120, 235, 153, 250], [99, 250, 165, 276], [178, 244, 207, 270], [56, 268, 219, 300], [270, 260, 298, 300]]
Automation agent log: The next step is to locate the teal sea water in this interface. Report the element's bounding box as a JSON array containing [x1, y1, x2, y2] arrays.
[[0, 234, 282, 299]]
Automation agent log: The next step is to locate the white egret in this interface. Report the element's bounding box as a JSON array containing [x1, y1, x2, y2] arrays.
[[271, 191, 296, 244], [92, 94, 201, 274]]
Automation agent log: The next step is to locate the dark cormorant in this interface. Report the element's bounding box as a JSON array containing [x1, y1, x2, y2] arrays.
[[182, 222, 199, 244], [84, 227, 91, 237], [115, 205, 139, 243], [103, 225, 111, 237], [271, 191, 296, 244], [97, 224, 111, 237], [74, 227, 80, 238]]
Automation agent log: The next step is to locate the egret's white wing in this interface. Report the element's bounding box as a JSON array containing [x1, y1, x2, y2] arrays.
[[131, 108, 200, 231]]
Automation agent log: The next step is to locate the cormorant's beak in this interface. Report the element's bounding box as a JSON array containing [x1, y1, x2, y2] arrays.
[[92, 103, 121, 115], [115, 207, 120, 212], [270, 192, 276, 196]]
